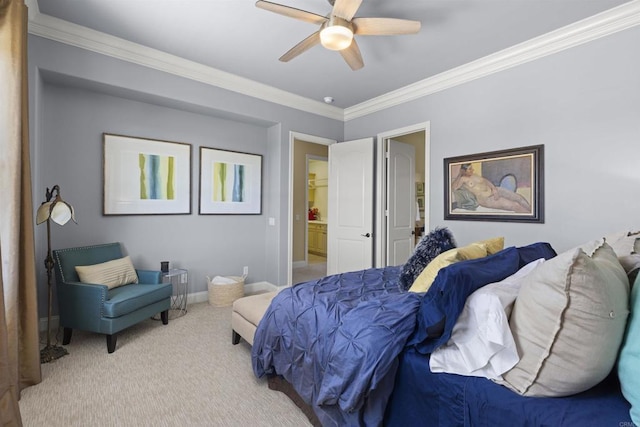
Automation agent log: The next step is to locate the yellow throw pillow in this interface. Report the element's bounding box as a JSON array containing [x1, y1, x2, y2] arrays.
[[457, 243, 490, 260], [409, 243, 488, 293], [75, 256, 139, 290], [477, 237, 505, 255]]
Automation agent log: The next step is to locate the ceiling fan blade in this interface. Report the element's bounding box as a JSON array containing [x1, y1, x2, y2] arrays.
[[279, 31, 321, 62], [256, 0, 328, 25], [339, 38, 364, 71], [332, 0, 362, 21], [352, 17, 421, 35]]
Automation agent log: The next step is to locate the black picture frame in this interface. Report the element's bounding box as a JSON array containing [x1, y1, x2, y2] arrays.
[[444, 144, 544, 223], [103, 133, 192, 215], [198, 146, 263, 215]]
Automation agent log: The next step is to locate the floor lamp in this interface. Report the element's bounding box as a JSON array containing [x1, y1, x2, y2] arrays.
[[36, 185, 76, 363]]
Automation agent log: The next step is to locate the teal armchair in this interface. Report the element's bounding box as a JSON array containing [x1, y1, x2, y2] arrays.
[[53, 242, 172, 353]]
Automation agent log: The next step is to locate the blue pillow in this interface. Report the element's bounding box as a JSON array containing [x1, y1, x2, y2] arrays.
[[406, 243, 557, 355], [618, 273, 640, 426], [407, 247, 522, 354], [398, 227, 456, 291], [517, 241, 557, 267]]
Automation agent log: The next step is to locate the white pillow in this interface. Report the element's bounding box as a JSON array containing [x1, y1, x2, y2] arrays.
[[429, 258, 544, 380]]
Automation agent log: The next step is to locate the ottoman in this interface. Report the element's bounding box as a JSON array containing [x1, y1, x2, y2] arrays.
[[231, 291, 278, 345]]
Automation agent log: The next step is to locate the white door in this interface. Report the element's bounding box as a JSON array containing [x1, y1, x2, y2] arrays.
[[386, 140, 416, 266], [327, 138, 374, 275]]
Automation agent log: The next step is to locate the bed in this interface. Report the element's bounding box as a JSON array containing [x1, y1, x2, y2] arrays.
[[252, 265, 421, 426], [385, 349, 631, 427], [252, 230, 639, 427]]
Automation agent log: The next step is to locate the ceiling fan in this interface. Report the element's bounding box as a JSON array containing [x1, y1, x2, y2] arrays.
[[256, 0, 421, 71]]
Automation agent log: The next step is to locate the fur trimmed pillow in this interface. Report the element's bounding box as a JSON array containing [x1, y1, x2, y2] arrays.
[[398, 227, 456, 291]]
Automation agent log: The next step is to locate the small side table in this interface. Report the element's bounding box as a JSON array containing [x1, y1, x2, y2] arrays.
[[162, 268, 188, 319]]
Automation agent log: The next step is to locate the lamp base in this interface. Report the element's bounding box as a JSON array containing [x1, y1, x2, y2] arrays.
[[40, 344, 68, 363]]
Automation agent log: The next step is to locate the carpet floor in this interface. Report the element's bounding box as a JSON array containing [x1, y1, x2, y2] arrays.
[[19, 302, 311, 426]]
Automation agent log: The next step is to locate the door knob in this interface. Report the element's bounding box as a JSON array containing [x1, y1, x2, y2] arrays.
[[361, 233, 371, 238]]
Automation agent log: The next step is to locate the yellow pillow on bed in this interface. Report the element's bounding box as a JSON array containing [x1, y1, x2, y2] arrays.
[[409, 243, 488, 293], [477, 236, 505, 255]]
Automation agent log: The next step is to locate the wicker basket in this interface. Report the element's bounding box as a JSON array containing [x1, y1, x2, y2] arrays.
[[208, 275, 245, 307]]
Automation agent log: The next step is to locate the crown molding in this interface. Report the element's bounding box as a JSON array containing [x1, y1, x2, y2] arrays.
[[27, 1, 640, 123], [344, 0, 640, 121], [27, 13, 345, 121], [24, 0, 39, 20]]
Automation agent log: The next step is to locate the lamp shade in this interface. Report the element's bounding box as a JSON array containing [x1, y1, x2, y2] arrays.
[[36, 188, 76, 226], [320, 25, 353, 51]]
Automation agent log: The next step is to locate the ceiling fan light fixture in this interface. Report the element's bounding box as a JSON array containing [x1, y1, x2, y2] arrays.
[[320, 17, 353, 51], [257, 0, 421, 70]]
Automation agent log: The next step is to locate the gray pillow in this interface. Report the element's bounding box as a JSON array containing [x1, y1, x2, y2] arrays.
[[499, 242, 629, 397], [604, 230, 640, 256], [619, 254, 640, 285]]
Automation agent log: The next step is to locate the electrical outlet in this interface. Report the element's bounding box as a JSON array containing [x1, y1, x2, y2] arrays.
[[243, 266, 249, 276]]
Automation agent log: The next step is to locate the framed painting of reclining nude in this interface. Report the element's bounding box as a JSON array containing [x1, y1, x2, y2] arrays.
[[444, 144, 544, 223]]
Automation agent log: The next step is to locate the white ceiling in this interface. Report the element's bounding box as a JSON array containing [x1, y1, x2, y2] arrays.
[[34, 0, 630, 109]]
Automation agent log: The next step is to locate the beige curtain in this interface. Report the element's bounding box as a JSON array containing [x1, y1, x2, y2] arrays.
[[0, 0, 42, 425]]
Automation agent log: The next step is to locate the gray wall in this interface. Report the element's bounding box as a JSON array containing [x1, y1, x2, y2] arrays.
[[346, 25, 640, 253], [28, 35, 344, 317], [28, 24, 640, 318], [40, 83, 270, 283]]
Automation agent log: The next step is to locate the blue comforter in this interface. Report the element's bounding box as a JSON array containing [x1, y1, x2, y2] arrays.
[[252, 244, 558, 426], [252, 266, 422, 426]]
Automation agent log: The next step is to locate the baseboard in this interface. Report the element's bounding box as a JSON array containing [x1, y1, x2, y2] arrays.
[[39, 281, 280, 331]]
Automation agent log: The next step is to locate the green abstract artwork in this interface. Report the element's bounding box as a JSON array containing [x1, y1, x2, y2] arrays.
[[212, 162, 245, 202], [139, 153, 175, 200]]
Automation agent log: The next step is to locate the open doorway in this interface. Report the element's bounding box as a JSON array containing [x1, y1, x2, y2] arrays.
[[294, 156, 328, 284], [375, 122, 430, 268], [289, 134, 334, 286], [288, 123, 429, 285]]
